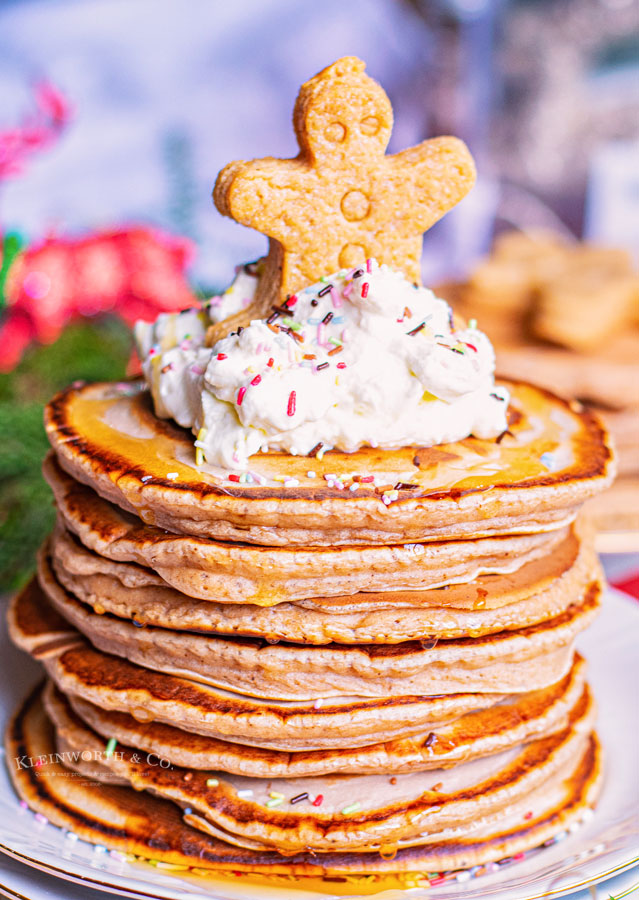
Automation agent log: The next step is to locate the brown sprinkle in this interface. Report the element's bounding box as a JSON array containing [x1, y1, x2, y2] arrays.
[[308, 442, 324, 457]]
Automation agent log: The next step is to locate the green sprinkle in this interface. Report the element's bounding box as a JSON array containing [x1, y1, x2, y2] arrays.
[[320, 275, 330, 283], [341, 801, 361, 815], [206, 778, 219, 787], [104, 738, 117, 758], [328, 337, 342, 346], [265, 797, 283, 808], [469, 318, 477, 329]]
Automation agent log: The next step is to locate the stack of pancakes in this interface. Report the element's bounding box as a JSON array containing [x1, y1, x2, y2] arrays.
[[5, 373, 615, 884]]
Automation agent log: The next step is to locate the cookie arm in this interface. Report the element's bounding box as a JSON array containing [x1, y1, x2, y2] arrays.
[[388, 136, 476, 234], [213, 158, 306, 244]]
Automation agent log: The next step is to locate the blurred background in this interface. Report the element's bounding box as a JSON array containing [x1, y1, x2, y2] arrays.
[[1, 0, 638, 590]]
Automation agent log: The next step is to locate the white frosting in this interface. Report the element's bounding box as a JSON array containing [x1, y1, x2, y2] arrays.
[[135, 261, 509, 472], [204, 264, 259, 324]]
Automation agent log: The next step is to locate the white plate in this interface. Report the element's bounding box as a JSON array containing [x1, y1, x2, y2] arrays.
[[1, 587, 638, 900]]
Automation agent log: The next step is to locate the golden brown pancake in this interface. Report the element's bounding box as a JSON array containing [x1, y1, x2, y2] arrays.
[[8, 578, 509, 750], [44, 379, 615, 546], [6, 687, 603, 875], [46, 654, 587, 777], [45, 680, 597, 854], [36, 552, 601, 699], [49, 518, 600, 643], [45, 454, 571, 606]]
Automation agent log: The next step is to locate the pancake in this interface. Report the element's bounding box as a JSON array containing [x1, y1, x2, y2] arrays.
[[48, 678, 596, 853], [9, 579, 508, 750], [44, 378, 614, 546], [45, 454, 571, 607], [50, 518, 600, 643], [36, 552, 600, 699], [6, 687, 603, 876], [47, 655, 587, 776]]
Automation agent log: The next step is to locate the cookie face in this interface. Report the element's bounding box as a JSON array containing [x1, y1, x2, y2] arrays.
[[294, 57, 393, 165], [213, 57, 476, 307]]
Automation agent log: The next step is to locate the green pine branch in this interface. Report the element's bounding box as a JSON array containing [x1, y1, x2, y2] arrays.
[[0, 316, 133, 594]]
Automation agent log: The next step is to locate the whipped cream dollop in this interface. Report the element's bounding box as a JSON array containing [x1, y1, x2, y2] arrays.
[[135, 260, 509, 471]]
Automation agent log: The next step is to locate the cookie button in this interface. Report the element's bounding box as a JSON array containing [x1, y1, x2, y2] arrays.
[[341, 190, 371, 221], [339, 243, 367, 268], [360, 116, 381, 136], [324, 122, 346, 143]]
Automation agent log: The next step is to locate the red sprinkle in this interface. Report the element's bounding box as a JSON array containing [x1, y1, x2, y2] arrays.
[[267, 358, 274, 367], [228, 474, 240, 483], [312, 794, 324, 807], [513, 852, 525, 861], [361, 282, 369, 298], [287, 391, 296, 416], [217, 353, 227, 360], [285, 294, 298, 307], [237, 387, 247, 406], [524, 811, 533, 820], [250, 375, 262, 386], [336, 362, 346, 369], [464, 342, 478, 352], [358, 475, 375, 483], [366, 258, 372, 273], [429, 876, 446, 886]]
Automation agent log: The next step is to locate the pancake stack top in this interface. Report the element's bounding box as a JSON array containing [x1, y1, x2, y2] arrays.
[[6, 57, 616, 890]]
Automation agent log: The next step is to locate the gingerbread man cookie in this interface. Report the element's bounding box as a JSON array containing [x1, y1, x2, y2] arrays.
[[212, 56, 476, 321]]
